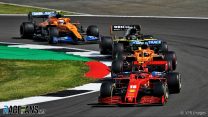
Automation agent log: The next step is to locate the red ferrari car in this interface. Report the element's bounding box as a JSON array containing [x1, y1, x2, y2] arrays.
[[98, 69, 181, 105]]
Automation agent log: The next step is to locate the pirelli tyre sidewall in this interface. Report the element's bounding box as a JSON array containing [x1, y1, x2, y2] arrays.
[[20, 22, 35, 38]]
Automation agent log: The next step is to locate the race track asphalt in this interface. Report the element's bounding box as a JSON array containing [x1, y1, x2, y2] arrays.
[[0, 16, 208, 117]]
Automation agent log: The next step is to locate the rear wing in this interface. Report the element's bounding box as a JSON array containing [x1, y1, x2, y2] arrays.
[[28, 11, 62, 21], [110, 25, 141, 38]]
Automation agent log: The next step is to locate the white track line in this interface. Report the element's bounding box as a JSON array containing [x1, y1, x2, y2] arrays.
[[1, 42, 91, 52], [70, 83, 101, 91], [8, 44, 66, 49], [66, 51, 110, 57], [0, 14, 27, 16], [0, 2, 89, 15]]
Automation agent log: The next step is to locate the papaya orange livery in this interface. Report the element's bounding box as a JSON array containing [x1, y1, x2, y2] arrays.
[[20, 11, 100, 44]]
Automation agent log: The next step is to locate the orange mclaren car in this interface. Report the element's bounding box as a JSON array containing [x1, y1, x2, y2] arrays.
[[20, 11, 99, 44]]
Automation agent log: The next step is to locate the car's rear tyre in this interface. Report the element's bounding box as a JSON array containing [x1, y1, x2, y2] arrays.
[[99, 36, 113, 54], [48, 27, 59, 44], [100, 82, 114, 98], [166, 72, 181, 93], [112, 43, 124, 59], [86, 25, 99, 37], [20, 22, 35, 39], [164, 51, 177, 70]]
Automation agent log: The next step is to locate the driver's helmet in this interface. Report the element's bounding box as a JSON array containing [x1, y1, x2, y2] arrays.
[[58, 19, 65, 25]]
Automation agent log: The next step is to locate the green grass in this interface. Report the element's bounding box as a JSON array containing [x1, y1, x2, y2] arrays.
[[0, 60, 94, 101], [0, 3, 73, 14]]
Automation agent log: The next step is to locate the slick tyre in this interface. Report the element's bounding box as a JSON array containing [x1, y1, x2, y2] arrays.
[[114, 51, 126, 61], [86, 25, 99, 37], [100, 82, 114, 97], [99, 36, 113, 54], [111, 60, 123, 74], [20, 22, 35, 39], [166, 72, 181, 93], [153, 82, 169, 98], [112, 43, 124, 59]]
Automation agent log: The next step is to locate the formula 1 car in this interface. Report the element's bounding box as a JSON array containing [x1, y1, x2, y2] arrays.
[[111, 45, 177, 77], [99, 25, 168, 56], [20, 11, 99, 44], [98, 69, 181, 105]]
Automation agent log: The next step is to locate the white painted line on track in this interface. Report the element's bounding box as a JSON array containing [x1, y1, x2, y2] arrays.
[[0, 14, 27, 16], [66, 51, 110, 57], [0, 2, 89, 15], [69, 83, 101, 91], [105, 73, 111, 78], [100, 61, 112, 66], [4, 42, 91, 52], [8, 44, 66, 49]]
